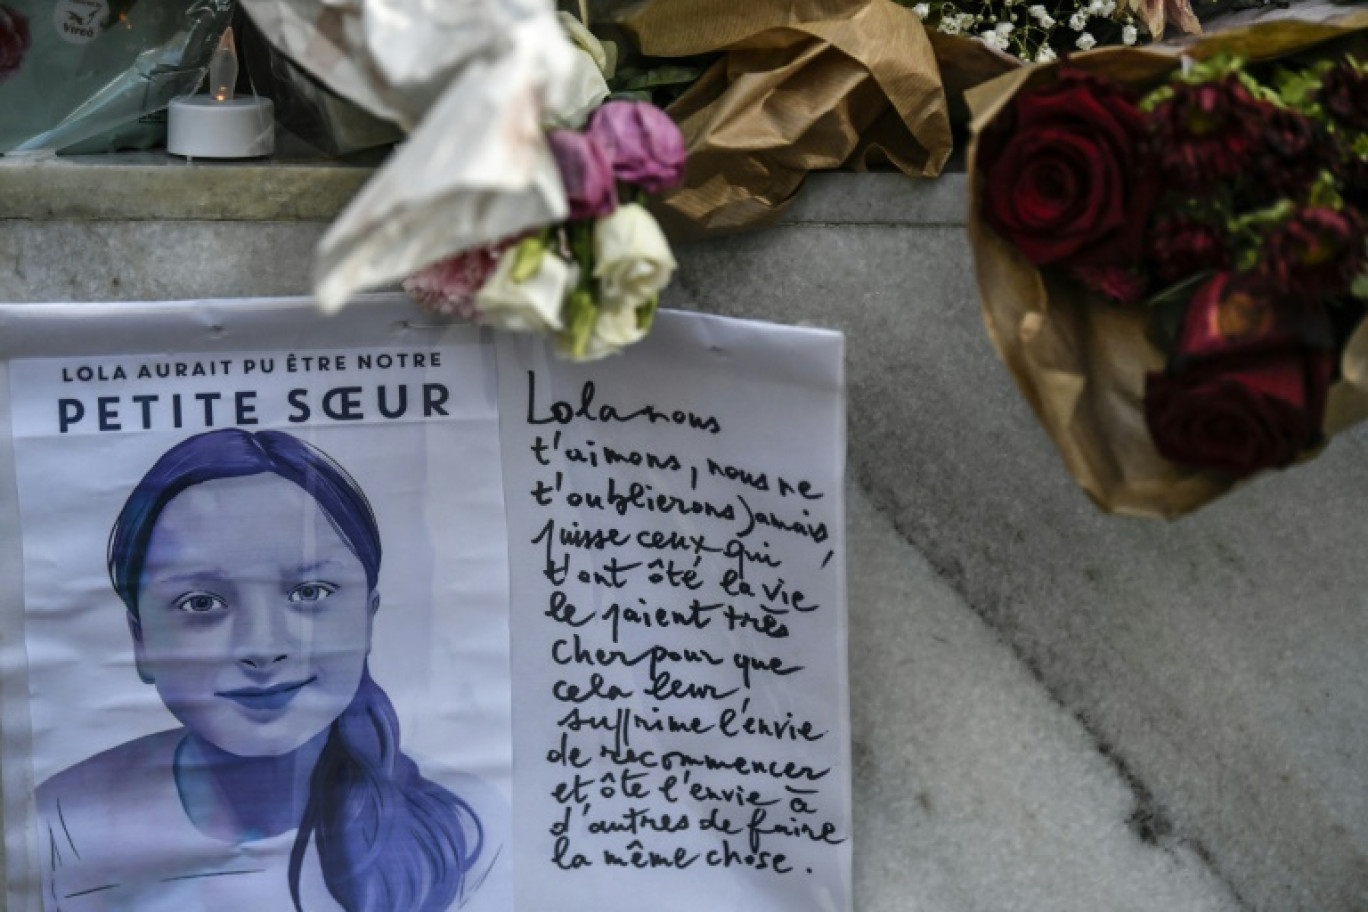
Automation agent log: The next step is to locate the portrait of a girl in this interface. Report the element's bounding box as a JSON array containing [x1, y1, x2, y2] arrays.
[[35, 429, 501, 911]]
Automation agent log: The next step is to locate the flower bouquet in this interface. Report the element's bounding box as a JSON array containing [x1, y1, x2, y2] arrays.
[[967, 10, 1368, 517], [404, 98, 686, 360]]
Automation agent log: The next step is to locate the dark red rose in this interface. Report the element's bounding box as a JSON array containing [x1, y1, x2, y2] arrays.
[[1145, 272, 1335, 478], [979, 70, 1155, 268], [1318, 61, 1368, 132], [1150, 76, 1263, 191], [1149, 216, 1231, 285], [1261, 207, 1365, 300], [1070, 265, 1147, 304], [0, 4, 30, 87], [1252, 104, 1334, 199], [1340, 151, 1368, 211]]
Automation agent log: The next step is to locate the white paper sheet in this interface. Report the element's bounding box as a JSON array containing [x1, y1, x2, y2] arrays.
[[497, 312, 850, 912], [0, 297, 849, 912]]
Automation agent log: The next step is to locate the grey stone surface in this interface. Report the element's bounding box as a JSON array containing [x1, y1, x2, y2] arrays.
[[0, 153, 371, 222], [0, 221, 326, 302], [667, 219, 1368, 912], [847, 484, 1239, 912], [3, 160, 1367, 911]]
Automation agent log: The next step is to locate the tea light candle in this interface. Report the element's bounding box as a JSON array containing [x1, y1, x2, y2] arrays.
[[166, 27, 274, 160]]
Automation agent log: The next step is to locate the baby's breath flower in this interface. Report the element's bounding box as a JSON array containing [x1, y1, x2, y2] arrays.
[[995, 20, 1014, 34], [1069, 10, 1088, 30], [912, 2, 930, 17], [1035, 44, 1057, 62], [1122, 23, 1138, 44], [1075, 30, 1097, 49], [979, 27, 1009, 49], [939, 16, 962, 34]]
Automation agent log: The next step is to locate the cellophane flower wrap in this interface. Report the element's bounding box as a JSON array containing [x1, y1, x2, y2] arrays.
[[966, 9, 1368, 518]]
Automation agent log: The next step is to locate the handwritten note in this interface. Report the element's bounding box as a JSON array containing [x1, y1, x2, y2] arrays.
[[498, 312, 849, 912]]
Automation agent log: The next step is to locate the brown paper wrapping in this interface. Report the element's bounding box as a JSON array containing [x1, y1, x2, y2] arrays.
[[622, 0, 952, 237], [927, 31, 1020, 109], [966, 9, 1368, 519]]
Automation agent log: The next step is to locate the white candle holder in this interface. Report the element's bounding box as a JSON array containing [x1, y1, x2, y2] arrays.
[[167, 96, 275, 159], [166, 26, 274, 160]]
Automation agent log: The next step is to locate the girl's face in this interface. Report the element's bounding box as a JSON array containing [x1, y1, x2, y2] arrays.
[[133, 474, 375, 758]]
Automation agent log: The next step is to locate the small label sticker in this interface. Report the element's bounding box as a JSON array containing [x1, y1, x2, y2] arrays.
[[53, 0, 107, 45]]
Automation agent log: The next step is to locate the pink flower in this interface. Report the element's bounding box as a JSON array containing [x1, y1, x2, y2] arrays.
[[547, 129, 617, 221], [586, 101, 687, 194], [402, 239, 518, 319], [0, 5, 31, 87]]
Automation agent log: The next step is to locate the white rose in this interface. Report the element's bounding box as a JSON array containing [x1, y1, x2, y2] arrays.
[[593, 203, 677, 312], [573, 306, 649, 361], [547, 12, 611, 128], [474, 242, 573, 333]]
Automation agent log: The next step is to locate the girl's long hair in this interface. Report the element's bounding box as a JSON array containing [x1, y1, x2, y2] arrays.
[[108, 429, 483, 911]]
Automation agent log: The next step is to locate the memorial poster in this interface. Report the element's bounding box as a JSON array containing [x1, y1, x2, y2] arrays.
[[0, 296, 848, 912]]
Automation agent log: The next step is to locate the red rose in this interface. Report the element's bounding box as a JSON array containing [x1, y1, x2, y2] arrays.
[[1318, 61, 1368, 133], [0, 4, 30, 87], [1069, 265, 1147, 305], [1261, 207, 1365, 301], [1251, 104, 1333, 199], [979, 71, 1155, 268], [1149, 215, 1230, 285], [1144, 273, 1335, 478], [1150, 76, 1263, 192]]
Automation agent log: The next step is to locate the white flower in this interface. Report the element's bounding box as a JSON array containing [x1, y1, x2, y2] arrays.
[[912, 3, 931, 18], [938, 17, 962, 34], [474, 241, 574, 333], [573, 306, 649, 361], [547, 12, 611, 128], [593, 203, 677, 311], [1035, 44, 1057, 62], [1087, 0, 1116, 15], [1122, 23, 1138, 43], [996, 21, 1015, 34], [1075, 31, 1097, 49], [979, 28, 1008, 50], [1069, 10, 1089, 29], [557, 12, 613, 78], [1028, 5, 1057, 26]]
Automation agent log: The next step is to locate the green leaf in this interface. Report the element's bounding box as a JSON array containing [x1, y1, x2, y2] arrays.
[[614, 65, 707, 93], [559, 289, 598, 359], [1353, 272, 1368, 301], [510, 238, 547, 284], [637, 295, 659, 332]]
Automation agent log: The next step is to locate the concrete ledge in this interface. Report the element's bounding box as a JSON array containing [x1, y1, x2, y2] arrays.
[[0, 152, 373, 222], [0, 152, 966, 227]]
